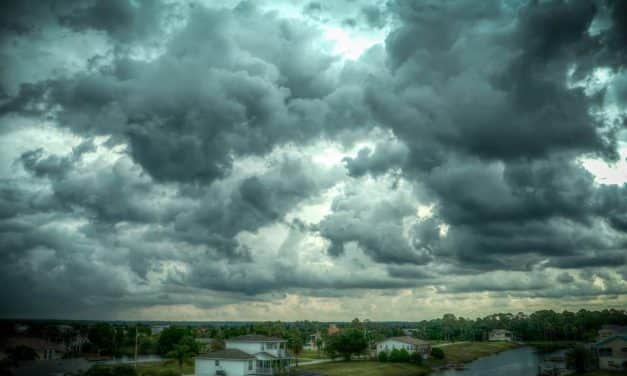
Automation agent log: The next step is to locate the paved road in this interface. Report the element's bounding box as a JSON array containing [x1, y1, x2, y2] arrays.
[[433, 341, 470, 347], [296, 358, 334, 366]]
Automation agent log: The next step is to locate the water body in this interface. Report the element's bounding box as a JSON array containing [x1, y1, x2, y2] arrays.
[[432, 346, 564, 376]]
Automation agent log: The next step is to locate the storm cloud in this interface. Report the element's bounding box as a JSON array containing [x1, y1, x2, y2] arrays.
[[1, 0, 626, 320]]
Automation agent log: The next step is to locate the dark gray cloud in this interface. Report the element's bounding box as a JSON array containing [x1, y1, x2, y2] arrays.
[[1, 0, 627, 319]]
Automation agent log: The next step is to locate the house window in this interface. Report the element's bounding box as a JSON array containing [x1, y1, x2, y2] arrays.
[[598, 348, 612, 357], [249, 360, 253, 370], [215, 360, 220, 366]]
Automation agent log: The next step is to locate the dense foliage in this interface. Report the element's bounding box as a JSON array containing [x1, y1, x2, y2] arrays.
[[324, 327, 369, 360]]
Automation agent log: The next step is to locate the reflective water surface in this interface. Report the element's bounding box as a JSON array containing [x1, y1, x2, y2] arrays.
[[433, 346, 564, 376]]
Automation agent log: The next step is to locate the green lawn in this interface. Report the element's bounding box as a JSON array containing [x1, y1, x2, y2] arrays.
[[297, 349, 329, 362], [297, 360, 430, 376], [434, 341, 518, 364]]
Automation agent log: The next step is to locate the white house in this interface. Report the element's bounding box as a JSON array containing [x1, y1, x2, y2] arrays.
[[303, 331, 322, 351], [595, 334, 627, 371], [488, 329, 513, 342], [195, 334, 293, 376], [376, 336, 431, 358]]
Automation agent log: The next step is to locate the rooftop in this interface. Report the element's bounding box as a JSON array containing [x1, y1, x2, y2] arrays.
[[227, 334, 286, 342], [383, 336, 430, 345], [197, 349, 255, 360]]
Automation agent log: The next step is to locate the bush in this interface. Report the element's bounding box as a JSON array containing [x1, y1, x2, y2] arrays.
[[378, 351, 388, 362], [431, 347, 445, 359], [388, 348, 401, 362], [84, 365, 137, 376], [410, 352, 423, 365]]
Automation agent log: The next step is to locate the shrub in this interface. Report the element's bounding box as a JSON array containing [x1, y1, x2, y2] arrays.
[[378, 351, 388, 362], [410, 352, 423, 365], [398, 349, 410, 363], [388, 348, 401, 362], [431, 347, 445, 359]]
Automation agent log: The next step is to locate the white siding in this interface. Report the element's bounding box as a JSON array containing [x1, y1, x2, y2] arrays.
[[195, 358, 250, 376], [226, 341, 288, 358], [376, 339, 416, 353]]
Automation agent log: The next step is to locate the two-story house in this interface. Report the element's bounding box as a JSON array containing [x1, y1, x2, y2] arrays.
[[595, 334, 627, 371], [375, 336, 431, 358], [195, 334, 293, 376]]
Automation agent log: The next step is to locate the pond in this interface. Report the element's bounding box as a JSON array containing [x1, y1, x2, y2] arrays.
[[432, 346, 566, 376]]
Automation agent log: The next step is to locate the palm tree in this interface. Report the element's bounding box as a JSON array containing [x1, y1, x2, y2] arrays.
[[166, 344, 194, 375]]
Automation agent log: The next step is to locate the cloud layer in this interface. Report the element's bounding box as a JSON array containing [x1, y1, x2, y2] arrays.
[[1, 0, 626, 320]]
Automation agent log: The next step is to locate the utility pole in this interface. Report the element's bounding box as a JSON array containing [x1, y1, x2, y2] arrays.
[[135, 325, 138, 369]]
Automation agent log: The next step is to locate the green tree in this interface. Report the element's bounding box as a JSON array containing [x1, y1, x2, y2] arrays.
[[431, 347, 445, 359], [88, 323, 115, 355], [409, 352, 423, 365], [166, 344, 194, 375], [378, 351, 388, 362], [6, 345, 38, 366], [287, 332, 303, 365], [324, 328, 367, 361], [158, 327, 187, 355], [566, 345, 593, 374]]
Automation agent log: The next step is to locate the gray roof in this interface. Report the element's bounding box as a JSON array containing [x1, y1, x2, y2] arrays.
[[197, 349, 254, 360], [382, 336, 430, 345], [227, 334, 286, 342]]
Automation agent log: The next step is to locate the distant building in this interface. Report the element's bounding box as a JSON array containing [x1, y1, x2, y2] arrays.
[[376, 336, 431, 358], [327, 324, 340, 336], [594, 334, 627, 371], [402, 328, 418, 336], [597, 325, 627, 340], [151, 325, 170, 335], [303, 331, 322, 351], [195, 334, 293, 376], [488, 329, 513, 342], [1, 337, 68, 360]]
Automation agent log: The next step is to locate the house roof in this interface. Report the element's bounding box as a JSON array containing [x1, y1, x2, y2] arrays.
[[1, 337, 68, 352], [227, 334, 285, 342], [381, 336, 430, 346], [196, 349, 255, 360], [490, 329, 512, 334], [595, 335, 627, 347]]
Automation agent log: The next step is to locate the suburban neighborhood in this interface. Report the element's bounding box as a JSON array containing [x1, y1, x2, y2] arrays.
[[1, 310, 627, 376]]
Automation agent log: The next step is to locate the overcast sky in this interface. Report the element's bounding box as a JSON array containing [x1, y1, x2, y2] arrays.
[[1, 0, 626, 321]]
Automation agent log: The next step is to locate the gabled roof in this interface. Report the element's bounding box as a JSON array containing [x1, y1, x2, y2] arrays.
[[595, 335, 627, 347], [197, 349, 255, 360], [227, 334, 286, 342], [380, 336, 430, 345]]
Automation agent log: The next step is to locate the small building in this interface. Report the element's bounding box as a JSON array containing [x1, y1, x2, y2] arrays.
[[195, 334, 293, 376], [1, 337, 68, 360], [303, 331, 322, 351], [376, 336, 431, 358], [327, 324, 340, 336], [151, 325, 170, 335], [488, 329, 513, 342], [597, 325, 627, 341], [594, 335, 627, 371]]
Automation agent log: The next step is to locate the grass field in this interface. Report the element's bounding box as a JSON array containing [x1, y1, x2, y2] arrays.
[[297, 360, 430, 376], [432, 341, 518, 364], [297, 349, 329, 362]]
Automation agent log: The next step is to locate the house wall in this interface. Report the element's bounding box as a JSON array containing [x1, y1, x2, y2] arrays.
[[195, 358, 251, 376], [376, 340, 416, 353], [489, 332, 512, 341], [226, 341, 288, 358], [598, 338, 627, 370]]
